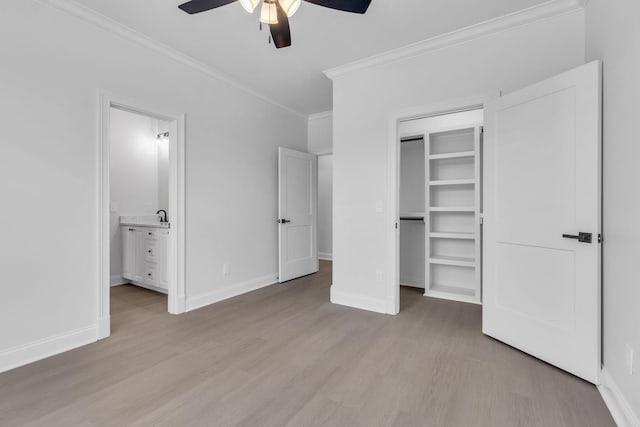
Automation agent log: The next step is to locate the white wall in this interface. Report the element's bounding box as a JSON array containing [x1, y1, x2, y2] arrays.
[[109, 108, 164, 285], [330, 10, 585, 312], [157, 121, 170, 215], [399, 139, 425, 288], [317, 155, 333, 259], [308, 112, 333, 155], [309, 112, 333, 260], [0, 0, 306, 370], [586, 0, 640, 420]]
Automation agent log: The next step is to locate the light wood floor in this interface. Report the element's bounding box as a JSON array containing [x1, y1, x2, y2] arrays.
[[0, 261, 613, 426]]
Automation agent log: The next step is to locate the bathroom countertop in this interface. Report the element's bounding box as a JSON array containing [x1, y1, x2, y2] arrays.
[[120, 215, 170, 229]]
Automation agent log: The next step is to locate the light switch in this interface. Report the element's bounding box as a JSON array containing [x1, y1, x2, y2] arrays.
[[375, 200, 383, 213], [110, 201, 119, 212]]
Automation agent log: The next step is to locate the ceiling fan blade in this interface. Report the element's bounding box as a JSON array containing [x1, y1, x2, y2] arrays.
[[270, 1, 292, 49], [303, 0, 371, 14], [178, 0, 236, 14]]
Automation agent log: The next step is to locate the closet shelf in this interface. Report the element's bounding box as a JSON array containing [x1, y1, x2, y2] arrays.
[[429, 232, 476, 240], [429, 206, 475, 212], [429, 256, 476, 268], [429, 179, 476, 186], [429, 151, 475, 160], [426, 284, 478, 302]]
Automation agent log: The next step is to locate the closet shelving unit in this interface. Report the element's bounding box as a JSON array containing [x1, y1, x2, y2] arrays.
[[425, 125, 482, 304]]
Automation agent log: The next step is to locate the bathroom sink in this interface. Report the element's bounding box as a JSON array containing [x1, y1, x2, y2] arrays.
[[119, 215, 170, 229]]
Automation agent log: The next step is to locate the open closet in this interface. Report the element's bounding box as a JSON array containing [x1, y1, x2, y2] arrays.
[[399, 109, 483, 304]]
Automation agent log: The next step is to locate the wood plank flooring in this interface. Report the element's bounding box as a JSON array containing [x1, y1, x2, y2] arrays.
[[0, 261, 614, 426]]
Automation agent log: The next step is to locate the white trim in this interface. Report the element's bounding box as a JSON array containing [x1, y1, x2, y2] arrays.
[[97, 316, 110, 340], [330, 287, 390, 314], [185, 274, 278, 312], [0, 325, 97, 374], [310, 149, 333, 156], [387, 95, 491, 316], [308, 110, 333, 121], [318, 252, 333, 261], [98, 90, 187, 340], [598, 368, 640, 427], [324, 0, 584, 79], [36, 0, 304, 119]]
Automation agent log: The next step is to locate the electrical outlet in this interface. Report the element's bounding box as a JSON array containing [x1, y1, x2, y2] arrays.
[[223, 263, 231, 276], [625, 344, 634, 375]]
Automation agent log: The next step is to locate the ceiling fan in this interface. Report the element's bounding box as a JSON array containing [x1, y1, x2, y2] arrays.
[[178, 0, 372, 49]]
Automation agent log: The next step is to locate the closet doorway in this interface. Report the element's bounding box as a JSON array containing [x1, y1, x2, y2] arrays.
[[396, 107, 483, 310]]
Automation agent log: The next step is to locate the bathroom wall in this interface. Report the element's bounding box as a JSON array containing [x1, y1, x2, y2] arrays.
[[109, 108, 167, 285], [157, 120, 170, 216]]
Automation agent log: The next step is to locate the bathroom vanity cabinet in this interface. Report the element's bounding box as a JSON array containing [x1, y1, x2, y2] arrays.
[[121, 225, 170, 293]]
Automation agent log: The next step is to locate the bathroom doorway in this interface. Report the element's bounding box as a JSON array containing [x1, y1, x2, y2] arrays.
[[97, 92, 185, 340]]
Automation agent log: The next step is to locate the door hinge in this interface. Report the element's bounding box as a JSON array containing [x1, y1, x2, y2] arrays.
[[395, 222, 398, 229], [598, 233, 602, 243]]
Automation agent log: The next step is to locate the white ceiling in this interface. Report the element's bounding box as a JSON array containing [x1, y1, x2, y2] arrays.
[[77, 0, 549, 115]]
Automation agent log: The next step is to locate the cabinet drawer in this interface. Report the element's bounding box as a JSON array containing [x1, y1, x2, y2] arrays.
[[145, 243, 158, 262], [144, 266, 157, 285], [144, 229, 158, 241]]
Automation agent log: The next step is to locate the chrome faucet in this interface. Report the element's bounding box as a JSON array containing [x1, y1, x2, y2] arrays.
[[156, 210, 168, 223]]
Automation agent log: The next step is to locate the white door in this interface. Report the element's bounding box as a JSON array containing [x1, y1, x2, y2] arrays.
[[483, 61, 601, 384], [278, 147, 318, 282]]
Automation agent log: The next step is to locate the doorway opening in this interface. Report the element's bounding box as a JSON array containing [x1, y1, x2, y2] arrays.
[[97, 92, 185, 339], [317, 153, 333, 263], [391, 104, 483, 313]]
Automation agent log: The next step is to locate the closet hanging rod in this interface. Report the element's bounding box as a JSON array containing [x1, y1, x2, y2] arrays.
[[400, 217, 425, 221]]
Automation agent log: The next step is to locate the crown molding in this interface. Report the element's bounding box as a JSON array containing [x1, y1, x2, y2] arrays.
[[36, 0, 305, 119], [308, 110, 333, 121], [324, 0, 585, 80]]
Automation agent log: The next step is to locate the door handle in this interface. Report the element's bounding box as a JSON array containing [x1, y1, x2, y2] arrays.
[[562, 232, 592, 243], [277, 219, 291, 224]]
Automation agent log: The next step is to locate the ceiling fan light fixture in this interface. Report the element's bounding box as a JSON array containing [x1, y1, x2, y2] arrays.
[[260, 0, 279, 24], [279, 0, 302, 17], [239, 0, 260, 13]]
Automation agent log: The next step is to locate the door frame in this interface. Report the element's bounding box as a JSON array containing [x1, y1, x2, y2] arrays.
[[386, 95, 491, 315], [277, 147, 319, 282], [97, 90, 186, 339]]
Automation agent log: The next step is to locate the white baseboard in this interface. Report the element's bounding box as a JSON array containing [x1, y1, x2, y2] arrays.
[[97, 316, 110, 340], [185, 274, 278, 312], [110, 275, 127, 287], [330, 286, 389, 314], [318, 252, 333, 261], [598, 368, 640, 427], [170, 296, 187, 315], [0, 325, 97, 374]]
